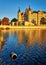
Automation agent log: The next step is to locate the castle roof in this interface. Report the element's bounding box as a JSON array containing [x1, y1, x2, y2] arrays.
[[43, 11, 46, 13], [25, 5, 32, 12], [33, 11, 38, 13], [29, 5, 32, 10], [21, 13, 24, 15]]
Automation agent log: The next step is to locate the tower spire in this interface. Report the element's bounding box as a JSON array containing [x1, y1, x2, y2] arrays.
[[29, 5, 30, 10], [18, 7, 20, 12]]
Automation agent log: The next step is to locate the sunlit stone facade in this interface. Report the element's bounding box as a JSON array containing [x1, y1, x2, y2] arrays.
[[18, 6, 46, 25]]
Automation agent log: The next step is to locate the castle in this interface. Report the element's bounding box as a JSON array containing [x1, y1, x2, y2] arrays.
[[18, 6, 46, 26]]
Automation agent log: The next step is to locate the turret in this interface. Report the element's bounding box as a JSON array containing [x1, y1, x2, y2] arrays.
[[29, 5, 31, 10], [28, 5, 32, 22], [38, 10, 43, 25], [18, 8, 22, 22]]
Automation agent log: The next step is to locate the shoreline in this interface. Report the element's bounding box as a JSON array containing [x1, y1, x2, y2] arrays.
[[0, 25, 46, 29]]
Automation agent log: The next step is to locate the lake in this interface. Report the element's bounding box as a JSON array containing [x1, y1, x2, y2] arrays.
[[0, 29, 46, 65]]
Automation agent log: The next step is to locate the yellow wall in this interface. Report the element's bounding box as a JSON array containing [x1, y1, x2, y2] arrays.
[[32, 13, 38, 24], [37, 11, 43, 25], [25, 21, 34, 26], [21, 13, 24, 21], [25, 21, 30, 26], [18, 12, 22, 22], [18, 9, 46, 26], [43, 13, 46, 18], [28, 10, 32, 22]]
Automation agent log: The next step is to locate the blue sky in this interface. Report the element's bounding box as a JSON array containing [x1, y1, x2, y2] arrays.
[[0, 0, 46, 20]]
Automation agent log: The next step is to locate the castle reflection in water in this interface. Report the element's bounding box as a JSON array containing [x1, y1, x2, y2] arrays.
[[0, 29, 46, 52]]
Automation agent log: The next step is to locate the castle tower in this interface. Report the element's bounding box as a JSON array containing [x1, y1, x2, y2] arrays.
[[28, 6, 32, 22], [37, 10, 43, 25], [18, 8, 22, 22], [21, 13, 24, 22]]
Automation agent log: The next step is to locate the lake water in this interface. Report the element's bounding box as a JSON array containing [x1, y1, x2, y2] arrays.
[[0, 29, 46, 65]]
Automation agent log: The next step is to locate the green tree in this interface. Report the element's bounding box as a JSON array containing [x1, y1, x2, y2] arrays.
[[11, 18, 18, 25], [40, 17, 46, 24]]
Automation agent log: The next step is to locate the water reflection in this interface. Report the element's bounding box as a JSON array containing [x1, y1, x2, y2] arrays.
[[0, 29, 46, 65], [0, 30, 4, 52], [3, 30, 9, 42], [0, 30, 9, 52], [0, 29, 46, 52], [11, 29, 46, 46]]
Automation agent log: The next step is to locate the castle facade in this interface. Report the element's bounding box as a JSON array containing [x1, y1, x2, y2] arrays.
[[18, 6, 46, 25]]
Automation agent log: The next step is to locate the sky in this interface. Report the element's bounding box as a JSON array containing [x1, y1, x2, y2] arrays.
[[0, 0, 46, 20]]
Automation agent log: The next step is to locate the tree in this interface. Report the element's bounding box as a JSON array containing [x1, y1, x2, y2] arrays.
[[11, 18, 17, 22], [40, 17, 46, 24], [1, 17, 9, 25], [11, 18, 18, 25]]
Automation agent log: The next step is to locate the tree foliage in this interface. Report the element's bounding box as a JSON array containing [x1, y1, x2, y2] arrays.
[[11, 18, 18, 25], [1, 17, 9, 25], [11, 18, 17, 22], [11, 18, 17, 25], [40, 17, 46, 24]]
